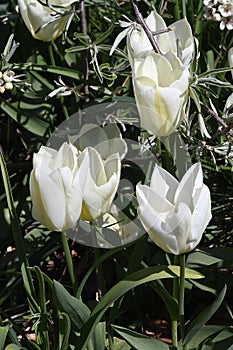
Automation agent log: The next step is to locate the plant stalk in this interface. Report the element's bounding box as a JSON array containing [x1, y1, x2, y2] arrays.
[[179, 253, 186, 346], [61, 233, 78, 294]]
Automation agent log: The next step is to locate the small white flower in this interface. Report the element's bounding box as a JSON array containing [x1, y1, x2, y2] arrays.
[[218, 3, 233, 17], [3, 70, 15, 82], [4, 82, 13, 90], [220, 16, 233, 29], [203, 0, 218, 6]]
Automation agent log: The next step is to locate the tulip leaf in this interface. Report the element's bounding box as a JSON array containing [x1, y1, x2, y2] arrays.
[[187, 251, 222, 268], [0, 326, 9, 350], [112, 325, 170, 350], [53, 280, 91, 330], [78, 265, 203, 350], [183, 285, 227, 346], [58, 312, 71, 350], [113, 337, 131, 350]]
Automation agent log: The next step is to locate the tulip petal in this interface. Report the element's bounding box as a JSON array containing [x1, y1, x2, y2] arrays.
[[30, 169, 55, 231], [150, 164, 178, 202], [33, 167, 66, 231], [175, 163, 203, 210], [191, 184, 212, 243]]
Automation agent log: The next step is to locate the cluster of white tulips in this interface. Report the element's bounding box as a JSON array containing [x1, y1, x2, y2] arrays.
[[25, 4, 212, 255], [126, 11, 195, 137], [30, 141, 122, 232]]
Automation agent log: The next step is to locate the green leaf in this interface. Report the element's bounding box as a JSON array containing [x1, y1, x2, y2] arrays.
[[187, 251, 222, 268], [78, 265, 203, 350], [0, 99, 49, 136], [58, 312, 71, 350], [184, 285, 227, 346], [87, 322, 106, 350], [198, 67, 233, 78], [0, 326, 9, 350], [53, 280, 90, 330], [113, 337, 131, 350], [32, 267, 50, 348], [15, 64, 80, 80], [112, 325, 170, 350], [93, 25, 113, 45], [4, 345, 22, 350]]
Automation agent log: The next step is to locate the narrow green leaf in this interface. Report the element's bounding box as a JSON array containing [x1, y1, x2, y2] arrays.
[[0, 99, 49, 136], [0, 326, 9, 350], [198, 66, 233, 78], [93, 25, 113, 45], [4, 345, 22, 350], [15, 64, 80, 80], [53, 280, 90, 330], [112, 325, 169, 350], [184, 285, 227, 346], [58, 312, 71, 350], [32, 267, 50, 349], [87, 322, 106, 350], [113, 337, 131, 350]]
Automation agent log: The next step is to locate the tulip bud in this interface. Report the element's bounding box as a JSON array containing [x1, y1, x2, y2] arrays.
[[136, 163, 212, 255], [30, 142, 88, 232], [132, 52, 190, 137], [17, 0, 75, 41], [127, 11, 195, 68], [79, 147, 121, 222]]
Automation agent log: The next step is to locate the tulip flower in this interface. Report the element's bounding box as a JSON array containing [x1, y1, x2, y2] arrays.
[[30, 142, 88, 232], [127, 11, 195, 68], [79, 147, 121, 222], [72, 123, 127, 160], [136, 163, 212, 255], [18, 0, 75, 41], [132, 52, 190, 136]]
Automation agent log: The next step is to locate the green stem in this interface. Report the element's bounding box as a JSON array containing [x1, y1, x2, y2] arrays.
[[171, 255, 179, 348], [0, 150, 37, 310], [48, 42, 55, 66], [182, 0, 187, 18], [174, 0, 180, 21], [94, 247, 106, 298], [179, 253, 186, 346], [61, 233, 78, 294]]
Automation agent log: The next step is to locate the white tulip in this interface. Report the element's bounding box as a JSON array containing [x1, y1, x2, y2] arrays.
[[30, 142, 88, 232], [228, 47, 233, 79], [72, 123, 128, 160], [79, 147, 121, 222], [133, 52, 190, 136], [18, 0, 75, 41], [127, 11, 195, 67], [136, 163, 212, 255]]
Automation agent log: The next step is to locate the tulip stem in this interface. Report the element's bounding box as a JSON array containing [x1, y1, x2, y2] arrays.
[[131, 0, 162, 54], [171, 255, 179, 348], [61, 233, 78, 295], [179, 253, 186, 345], [48, 42, 55, 66]]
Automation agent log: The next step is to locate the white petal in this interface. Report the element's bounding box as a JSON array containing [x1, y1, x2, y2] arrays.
[[150, 164, 178, 202], [34, 167, 66, 231], [175, 163, 203, 210], [191, 184, 212, 243]]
